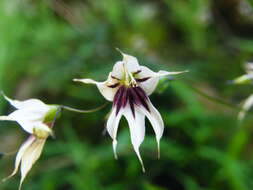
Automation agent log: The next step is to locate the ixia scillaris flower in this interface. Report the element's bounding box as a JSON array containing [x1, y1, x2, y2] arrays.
[[232, 62, 253, 120], [74, 50, 187, 171], [0, 94, 60, 190]]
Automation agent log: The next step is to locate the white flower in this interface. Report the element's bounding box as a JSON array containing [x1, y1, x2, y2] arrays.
[[0, 94, 59, 190], [232, 63, 253, 121], [233, 62, 253, 85], [74, 51, 187, 171]]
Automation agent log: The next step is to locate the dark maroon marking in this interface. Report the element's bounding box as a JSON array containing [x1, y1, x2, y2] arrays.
[[122, 88, 129, 107], [134, 86, 148, 100], [128, 92, 136, 118], [134, 70, 141, 74], [113, 85, 150, 118], [111, 75, 120, 80], [129, 88, 141, 106], [107, 83, 120, 88], [136, 77, 150, 83], [128, 88, 142, 118], [113, 86, 124, 107], [134, 87, 150, 112], [114, 87, 125, 115]]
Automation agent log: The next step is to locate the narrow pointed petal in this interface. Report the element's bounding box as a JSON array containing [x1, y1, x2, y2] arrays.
[[73, 78, 101, 84], [115, 49, 140, 74], [3, 94, 49, 112], [20, 138, 46, 189], [106, 108, 123, 159], [123, 106, 146, 172], [137, 66, 187, 95], [137, 66, 159, 96], [74, 76, 118, 101], [157, 70, 188, 76], [238, 94, 253, 121], [0, 116, 16, 121], [140, 100, 164, 158], [111, 61, 125, 80], [123, 55, 140, 73], [2, 136, 35, 182], [112, 140, 118, 159], [6, 109, 47, 134]]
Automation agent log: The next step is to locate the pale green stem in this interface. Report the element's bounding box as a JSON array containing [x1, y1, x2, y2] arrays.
[[61, 103, 108, 113]]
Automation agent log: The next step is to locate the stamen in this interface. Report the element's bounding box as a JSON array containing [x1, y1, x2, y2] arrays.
[[129, 72, 137, 86]]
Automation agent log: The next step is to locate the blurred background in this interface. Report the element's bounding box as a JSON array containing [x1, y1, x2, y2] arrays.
[[1, 0, 253, 189]]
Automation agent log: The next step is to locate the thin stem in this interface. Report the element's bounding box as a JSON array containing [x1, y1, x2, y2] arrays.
[[184, 80, 253, 115], [61, 103, 108, 113], [190, 86, 240, 111]]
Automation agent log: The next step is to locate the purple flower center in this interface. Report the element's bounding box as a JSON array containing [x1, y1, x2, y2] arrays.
[[113, 86, 150, 118]]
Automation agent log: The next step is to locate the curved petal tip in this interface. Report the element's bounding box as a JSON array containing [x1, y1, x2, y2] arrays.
[[113, 140, 118, 160], [158, 70, 188, 76], [157, 141, 160, 160], [73, 78, 83, 82], [73, 78, 98, 84]]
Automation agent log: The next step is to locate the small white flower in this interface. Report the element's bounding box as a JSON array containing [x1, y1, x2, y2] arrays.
[[232, 63, 253, 121], [74, 51, 187, 171], [0, 94, 59, 190], [233, 62, 253, 85]]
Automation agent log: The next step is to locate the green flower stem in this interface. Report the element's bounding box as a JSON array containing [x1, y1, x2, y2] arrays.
[[61, 103, 108, 113], [188, 85, 252, 115]]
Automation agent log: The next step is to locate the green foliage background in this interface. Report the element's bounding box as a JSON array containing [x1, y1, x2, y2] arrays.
[[1, 0, 253, 189]]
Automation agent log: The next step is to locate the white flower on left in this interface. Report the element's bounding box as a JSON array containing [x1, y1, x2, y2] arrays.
[[0, 94, 59, 190]]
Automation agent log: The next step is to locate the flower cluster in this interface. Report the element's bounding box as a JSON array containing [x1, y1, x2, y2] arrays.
[[0, 51, 187, 189], [0, 94, 59, 190]]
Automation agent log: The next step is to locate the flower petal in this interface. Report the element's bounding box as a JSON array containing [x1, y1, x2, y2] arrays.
[[245, 62, 253, 75], [122, 54, 140, 73], [137, 66, 187, 95], [106, 107, 123, 159], [111, 61, 125, 80], [3, 94, 49, 112], [5, 109, 47, 134], [74, 74, 118, 101], [123, 106, 146, 172], [157, 70, 188, 76], [137, 66, 159, 96], [2, 136, 35, 183], [238, 94, 253, 121], [139, 100, 164, 159], [115, 49, 140, 74], [33, 123, 53, 139], [19, 138, 46, 190], [0, 116, 16, 122]]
